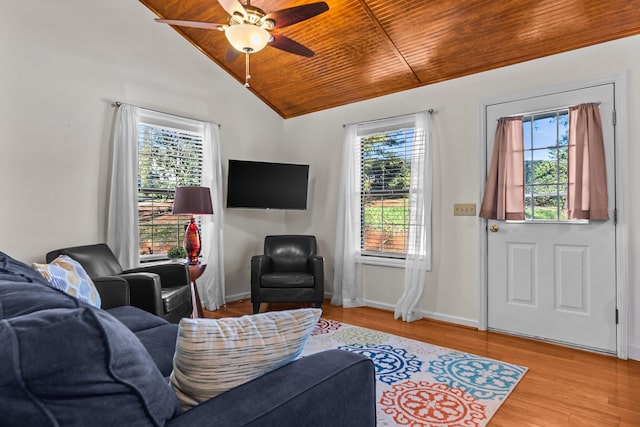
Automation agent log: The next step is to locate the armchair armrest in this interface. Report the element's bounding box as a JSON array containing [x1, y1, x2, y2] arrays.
[[92, 276, 130, 309], [308, 255, 324, 277], [118, 272, 164, 316], [251, 255, 272, 289], [308, 255, 325, 298], [124, 263, 189, 288], [165, 350, 376, 427]]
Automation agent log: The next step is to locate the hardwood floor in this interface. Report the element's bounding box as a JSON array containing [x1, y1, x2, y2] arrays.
[[204, 300, 640, 426]]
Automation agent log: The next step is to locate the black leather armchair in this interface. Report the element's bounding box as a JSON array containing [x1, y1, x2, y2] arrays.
[[46, 244, 192, 323], [251, 235, 324, 314]]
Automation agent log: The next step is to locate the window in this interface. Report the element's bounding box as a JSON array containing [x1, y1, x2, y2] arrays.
[[523, 109, 569, 220], [358, 115, 424, 258], [137, 111, 204, 258]]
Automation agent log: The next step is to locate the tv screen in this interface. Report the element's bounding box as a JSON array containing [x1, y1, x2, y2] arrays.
[[226, 160, 309, 210]]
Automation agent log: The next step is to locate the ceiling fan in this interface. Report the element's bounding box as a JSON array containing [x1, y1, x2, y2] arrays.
[[156, 0, 329, 87]]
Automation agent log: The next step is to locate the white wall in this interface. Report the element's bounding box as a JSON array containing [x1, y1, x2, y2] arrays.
[[2, 1, 638, 360], [285, 36, 640, 360], [0, 0, 285, 299]]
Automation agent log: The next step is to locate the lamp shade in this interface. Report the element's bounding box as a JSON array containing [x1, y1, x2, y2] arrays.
[[172, 187, 213, 215], [225, 24, 271, 53]]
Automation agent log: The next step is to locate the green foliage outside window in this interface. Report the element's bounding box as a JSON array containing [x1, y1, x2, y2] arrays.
[[524, 111, 569, 221]]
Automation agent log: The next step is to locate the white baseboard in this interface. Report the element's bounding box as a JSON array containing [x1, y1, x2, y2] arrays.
[[364, 299, 479, 328], [225, 292, 251, 303], [223, 292, 478, 329], [361, 299, 394, 312], [628, 342, 640, 361], [420, 309, 479, 329]]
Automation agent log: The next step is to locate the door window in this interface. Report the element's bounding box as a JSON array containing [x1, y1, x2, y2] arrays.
[[523, 109, 570, 221]]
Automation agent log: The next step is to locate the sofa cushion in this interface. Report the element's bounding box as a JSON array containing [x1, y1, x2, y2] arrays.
[[0, 251, 53, 287], [107, 305, 170, 332], [0, 280, 80, 320], [105, 305, 178, 377], [261, 272, 315, 288], [32, 255, 101, 308], [135, 323, 180, 378], [0, 306, 181, 427], [0, 253, 81, 320], [170, 308, 321, 410]]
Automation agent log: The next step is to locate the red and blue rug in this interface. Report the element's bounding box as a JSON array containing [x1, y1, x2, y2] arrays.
[[302, 319, 527, 427]]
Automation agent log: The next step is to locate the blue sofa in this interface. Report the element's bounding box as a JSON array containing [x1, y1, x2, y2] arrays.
[[0, 252, 376, 426]]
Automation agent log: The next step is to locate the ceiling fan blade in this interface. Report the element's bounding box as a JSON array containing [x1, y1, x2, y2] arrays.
[[155, 19, 225, 30], [225, 45, 241, 62], [264, 2, 329, 29], [269, 33, 314, 57], [218, 0, 246, 18]]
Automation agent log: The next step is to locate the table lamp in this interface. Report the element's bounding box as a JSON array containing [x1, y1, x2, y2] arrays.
[[172, 186, 213, 264]]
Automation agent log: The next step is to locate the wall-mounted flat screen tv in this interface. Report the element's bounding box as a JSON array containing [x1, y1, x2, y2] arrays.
[[226, 160, 309, 210]]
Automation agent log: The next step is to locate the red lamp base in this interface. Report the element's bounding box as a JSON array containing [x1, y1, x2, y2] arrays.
[[184, 216, 201, 265]]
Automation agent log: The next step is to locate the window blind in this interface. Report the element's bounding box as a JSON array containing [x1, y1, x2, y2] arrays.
[[358, 114, 424, 256], [137, 120, 204, 257]]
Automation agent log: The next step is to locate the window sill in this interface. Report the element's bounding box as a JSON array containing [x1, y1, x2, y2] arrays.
[[140, 255, 169, 264], [357, 255, 406, 268]]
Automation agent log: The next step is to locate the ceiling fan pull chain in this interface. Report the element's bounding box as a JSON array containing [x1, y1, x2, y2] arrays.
[[244, 50, 251, 88]]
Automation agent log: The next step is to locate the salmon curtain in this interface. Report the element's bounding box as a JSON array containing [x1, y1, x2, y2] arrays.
[[479, 116, 525, 220], [567, 103, 609, 220]]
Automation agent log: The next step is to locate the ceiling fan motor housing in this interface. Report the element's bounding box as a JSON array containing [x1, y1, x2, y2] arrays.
[[229, 5, 275, 30]]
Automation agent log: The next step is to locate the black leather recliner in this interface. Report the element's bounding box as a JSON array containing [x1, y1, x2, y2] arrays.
[[46, 243, 192, 323], [251, 235, 324, 314]]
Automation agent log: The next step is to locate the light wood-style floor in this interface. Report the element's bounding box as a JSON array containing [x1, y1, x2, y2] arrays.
[[204, 300, 640, 426]]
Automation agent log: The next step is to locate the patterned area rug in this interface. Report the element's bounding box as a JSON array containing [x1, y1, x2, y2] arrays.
[[301, 319, 527, 427]]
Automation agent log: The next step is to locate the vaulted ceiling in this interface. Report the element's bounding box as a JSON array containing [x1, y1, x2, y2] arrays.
[[139, 0, 640, 118]]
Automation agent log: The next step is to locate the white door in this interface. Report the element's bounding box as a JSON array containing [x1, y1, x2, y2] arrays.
[[486, 84, 617, 353]]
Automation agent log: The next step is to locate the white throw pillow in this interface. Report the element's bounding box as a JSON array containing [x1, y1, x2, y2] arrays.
[[170, 308, 321, 410]]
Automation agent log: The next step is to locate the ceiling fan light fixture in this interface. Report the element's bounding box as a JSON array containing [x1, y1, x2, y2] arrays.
[[225, 24, 270, 53], [154, 0, 329, 89]]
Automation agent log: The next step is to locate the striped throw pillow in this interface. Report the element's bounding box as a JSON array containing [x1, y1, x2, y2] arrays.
[[170, 308, 321, 410]]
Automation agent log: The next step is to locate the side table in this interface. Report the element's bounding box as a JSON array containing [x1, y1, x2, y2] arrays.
[[187, 263, 206, 319]]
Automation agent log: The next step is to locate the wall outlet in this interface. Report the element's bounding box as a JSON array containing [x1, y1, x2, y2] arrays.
[[453, 203, 476, 216]]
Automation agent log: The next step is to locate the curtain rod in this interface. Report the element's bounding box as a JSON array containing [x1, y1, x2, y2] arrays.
[[506, 102, 601, 119], [343, 109, 435, 128], [113, 101, 221, 128]]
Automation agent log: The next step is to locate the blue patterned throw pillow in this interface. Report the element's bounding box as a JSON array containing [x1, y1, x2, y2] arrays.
[[32, 255, 101, 308]]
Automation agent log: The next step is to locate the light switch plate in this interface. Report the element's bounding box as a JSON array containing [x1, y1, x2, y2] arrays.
[[454, 203, 476, 216]]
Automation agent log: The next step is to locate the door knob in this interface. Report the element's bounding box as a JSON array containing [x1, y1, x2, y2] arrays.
[[489, 224, 499, 232]]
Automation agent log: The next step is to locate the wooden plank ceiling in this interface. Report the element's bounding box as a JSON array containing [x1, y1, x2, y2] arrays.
[[139, 0, 640, 118]]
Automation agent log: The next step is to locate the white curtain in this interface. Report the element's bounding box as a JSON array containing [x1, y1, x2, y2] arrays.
[[107, 104, 140, 270], [198, 123, 226, 310], [394, 111, 432, 322], [331, 124, 364, 307]]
